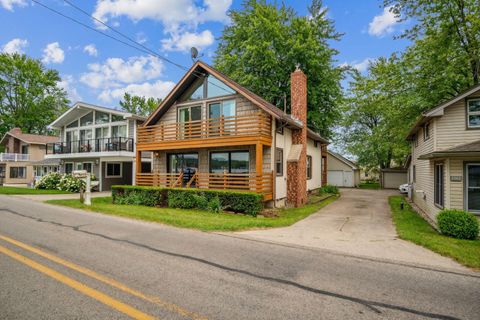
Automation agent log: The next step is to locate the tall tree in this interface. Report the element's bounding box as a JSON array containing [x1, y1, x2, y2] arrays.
[[0, 53, 68, 136], [119, 92, 161, 117], [386, 0, 480, 86], [214, 0, 343, 138]]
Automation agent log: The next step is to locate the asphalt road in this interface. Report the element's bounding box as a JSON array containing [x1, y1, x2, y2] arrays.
[[0, 194, 479, 320]]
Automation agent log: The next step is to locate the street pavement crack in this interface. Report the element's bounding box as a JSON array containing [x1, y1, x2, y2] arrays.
[[0, 208, 463, 320]]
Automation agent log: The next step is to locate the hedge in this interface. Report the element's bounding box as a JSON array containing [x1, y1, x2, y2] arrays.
[[437, 209, 479, 240], [111, 185, 263, 216]]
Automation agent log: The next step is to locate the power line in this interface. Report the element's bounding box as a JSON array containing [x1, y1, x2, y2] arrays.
[[31, 0, 234, 96]]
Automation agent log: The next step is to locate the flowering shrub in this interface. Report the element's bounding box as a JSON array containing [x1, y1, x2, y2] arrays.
[[35, 172, 62, 190], [35, 172, 85, 192], [59, 174, 86, 193]]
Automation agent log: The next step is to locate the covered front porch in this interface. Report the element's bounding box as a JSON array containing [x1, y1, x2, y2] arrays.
[[135, 145, 273, 200]]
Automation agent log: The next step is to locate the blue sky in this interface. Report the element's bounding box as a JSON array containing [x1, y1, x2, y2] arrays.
[[0, 0, 411, 108]]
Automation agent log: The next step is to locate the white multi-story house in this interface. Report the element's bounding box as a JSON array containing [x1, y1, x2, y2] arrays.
[[406, 83, 480, 221], [45, 102, 148, 191]]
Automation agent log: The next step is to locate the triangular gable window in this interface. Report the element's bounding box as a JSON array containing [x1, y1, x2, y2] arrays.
[[182, 74, 236, 101]]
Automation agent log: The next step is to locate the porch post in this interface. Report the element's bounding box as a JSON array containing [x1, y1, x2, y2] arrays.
[[136, 150, 142, 186], [256, 143, 263, 193]]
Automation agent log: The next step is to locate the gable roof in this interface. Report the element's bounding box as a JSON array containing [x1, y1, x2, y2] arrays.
[[406, 83, 480, 140], [49, 102, 146, 129], [0, 128, 59, 145], [418, 139, 480, 159], [143, 61, 328, 144], [327, 151, 358, 170]]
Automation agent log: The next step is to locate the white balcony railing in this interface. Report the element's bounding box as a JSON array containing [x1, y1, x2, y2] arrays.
[[0, 153, 30, 162]]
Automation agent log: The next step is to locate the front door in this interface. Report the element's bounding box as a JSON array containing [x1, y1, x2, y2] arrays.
[[168, 153, 199, 186], [466, 163, 480, 213]]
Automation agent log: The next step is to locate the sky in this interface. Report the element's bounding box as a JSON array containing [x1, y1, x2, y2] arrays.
[[0, 0, 412, 109]]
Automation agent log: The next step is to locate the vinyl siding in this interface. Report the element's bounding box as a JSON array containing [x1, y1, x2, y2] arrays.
[[436, 92, 480, 150], [306, 138, 322, 191]]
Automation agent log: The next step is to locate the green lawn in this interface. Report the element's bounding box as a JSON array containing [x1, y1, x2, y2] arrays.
[[359, 182, 380, 190], [0, 186, 71, 195], [46, 195, 338, 232], [389, 196, 480, 269]]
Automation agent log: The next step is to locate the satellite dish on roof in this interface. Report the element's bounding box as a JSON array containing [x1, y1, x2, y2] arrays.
[[191, 47, 199, 61]]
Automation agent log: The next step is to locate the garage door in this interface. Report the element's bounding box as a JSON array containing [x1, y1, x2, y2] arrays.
[[328, 170, 354, 187]]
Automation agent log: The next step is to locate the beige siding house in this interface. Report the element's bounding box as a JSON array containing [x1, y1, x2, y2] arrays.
[[407, 84, 480, 221], [0, 128, 59, 186], [327, 151, 360, 187]]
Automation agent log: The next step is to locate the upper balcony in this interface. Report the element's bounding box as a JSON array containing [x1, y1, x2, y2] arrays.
[[46, 137, 134, 157], [137, 112, 272, 151], [0, 153, 29, 162]]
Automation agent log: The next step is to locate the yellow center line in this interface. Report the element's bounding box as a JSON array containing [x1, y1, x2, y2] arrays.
[[0, 234, 207, 320], [0, 244, 156, 320]]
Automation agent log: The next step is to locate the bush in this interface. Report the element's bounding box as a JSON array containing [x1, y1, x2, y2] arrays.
[[112, 186, 263, 216], [58, 174, 86, 193], [36, 172, 62, 190], [112, 185, 167, 207], [437, 209, 479, 240], [319, 184, 339, 195]]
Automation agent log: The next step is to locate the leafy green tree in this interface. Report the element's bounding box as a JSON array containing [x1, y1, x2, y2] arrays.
[[119, 92, 162, 117], [342, 57, 411, 169], [214, 0, 343, 138], [0, 53, 68, 136]]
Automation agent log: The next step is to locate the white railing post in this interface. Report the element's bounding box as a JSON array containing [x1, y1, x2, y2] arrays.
[[14, 154, 17, 162]]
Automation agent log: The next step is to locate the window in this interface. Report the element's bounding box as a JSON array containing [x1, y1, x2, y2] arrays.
[[275, 148, 283, 176], [306, 155, 312, 180], [95, 127, 109, 139], [83, 162, 93, 173], [210, 151, 249, 174], [467, 99, 480, 128], [413, 134, 418, 147], [275, 120, 284, 134], [111, 114, 124, 122], [206, 75, 235, 98], [209, 100, 235, 119], [466, 163, 480, 212], [66, 120, 78, 128], [80, 112, 94, 126], [106, 162, 122, 178], [21, 145, 28, 154], [185, 78, 205, 101], [10, 167, 26, 179], [95, 111, 110, 124], [111, 125, 127, 138], [65, 163, 73, 174], [423, 122, 430, 140], [413, 165, 416, 183], [434, 163, 444, 208], [80, 129, 93, 142]]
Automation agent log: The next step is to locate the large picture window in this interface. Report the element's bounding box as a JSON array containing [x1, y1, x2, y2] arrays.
[[467, 99, 480, 128], [10, 167, 26, 179], [80, 112, 94, 126], [466, 163, 480, 212], [434, 163, 444, 208], [210, 151, 249, 174]]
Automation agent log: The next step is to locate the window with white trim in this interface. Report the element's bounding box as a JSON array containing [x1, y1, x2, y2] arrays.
[[306, 155, 312, 180], [106, 162, 122, 178], [434, 163, 444, 208], [467, 99, 480, 128], [423, 122, 430, 140]]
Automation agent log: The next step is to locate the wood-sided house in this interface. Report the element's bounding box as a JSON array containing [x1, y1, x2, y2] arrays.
[[406, 83, 480, 221], [135, 61, 329, 207]]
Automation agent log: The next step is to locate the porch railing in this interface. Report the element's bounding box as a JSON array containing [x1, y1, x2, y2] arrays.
[[137, 112, 271, 144], [46, 137, 133, 154], [0, 153, 29, 162], [136, 171, 273, 196]]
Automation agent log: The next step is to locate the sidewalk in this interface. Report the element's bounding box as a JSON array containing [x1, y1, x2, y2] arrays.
[[11, 191, 111, 202]]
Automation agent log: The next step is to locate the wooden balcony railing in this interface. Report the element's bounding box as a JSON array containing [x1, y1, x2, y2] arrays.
[[136, 171, 273, 198], [137, 112, 271, 145]]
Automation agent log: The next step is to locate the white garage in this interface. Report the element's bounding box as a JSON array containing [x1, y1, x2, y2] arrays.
[[327, 151, 360, 187]]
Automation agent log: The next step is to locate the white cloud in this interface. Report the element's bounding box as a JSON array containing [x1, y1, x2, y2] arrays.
[[162, 30, 214, 52], [83, 44, 98, 57], [352, 58, 374, 72], [58, 75, 82, 102], [80, 55, 164, 89], [368, 6, 399, 37], [42, 42, 65, 64], [1, 38, 28, 54], [0, 0, 26, 11], [93, 0, 231, 31], [98, 80, 175, 103]]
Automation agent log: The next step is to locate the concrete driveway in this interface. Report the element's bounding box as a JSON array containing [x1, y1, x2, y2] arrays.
[[236, 188, 466, 271]]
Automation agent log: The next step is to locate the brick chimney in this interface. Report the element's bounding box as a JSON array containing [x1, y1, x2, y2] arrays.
[[287, 65, 308, 207], [10, 128, 22, 135]]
